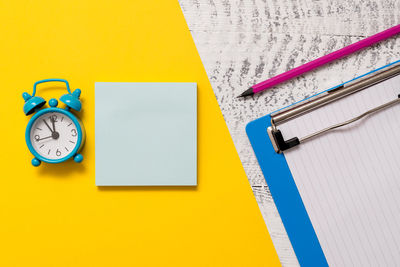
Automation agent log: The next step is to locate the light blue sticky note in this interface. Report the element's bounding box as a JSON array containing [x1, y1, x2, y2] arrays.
[[95, 83, 197, 186]]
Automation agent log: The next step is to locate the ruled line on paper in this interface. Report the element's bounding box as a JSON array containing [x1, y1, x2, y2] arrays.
[[280, 74, 400, 266]]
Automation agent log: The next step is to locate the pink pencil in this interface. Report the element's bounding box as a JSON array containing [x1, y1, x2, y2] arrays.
[[238, 24, 400, 98]]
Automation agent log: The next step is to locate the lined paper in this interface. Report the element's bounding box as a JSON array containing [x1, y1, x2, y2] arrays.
[[280, 74, 400, 266]]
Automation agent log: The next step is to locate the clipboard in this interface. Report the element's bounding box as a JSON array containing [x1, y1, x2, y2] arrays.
[[246, 60, 400, 267]]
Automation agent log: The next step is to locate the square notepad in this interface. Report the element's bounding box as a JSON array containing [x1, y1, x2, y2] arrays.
[[95, 83, 197, 186]]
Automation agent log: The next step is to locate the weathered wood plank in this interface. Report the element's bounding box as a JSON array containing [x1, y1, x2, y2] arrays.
[[179, 0, 400, 265]]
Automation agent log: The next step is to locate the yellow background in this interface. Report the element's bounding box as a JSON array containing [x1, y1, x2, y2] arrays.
[[0, 1, 280, 266]]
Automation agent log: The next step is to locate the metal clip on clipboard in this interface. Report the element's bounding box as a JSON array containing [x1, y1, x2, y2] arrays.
[[268, 63, 400, 153]]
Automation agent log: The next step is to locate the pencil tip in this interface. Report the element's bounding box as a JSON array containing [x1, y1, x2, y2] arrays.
[[237, 88, 254, 98]]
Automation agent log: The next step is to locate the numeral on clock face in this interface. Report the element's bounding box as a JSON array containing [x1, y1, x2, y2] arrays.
[[30, 112, 79, 160]]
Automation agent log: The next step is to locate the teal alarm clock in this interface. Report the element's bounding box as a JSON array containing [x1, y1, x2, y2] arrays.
[[23, 79, 86, 167]]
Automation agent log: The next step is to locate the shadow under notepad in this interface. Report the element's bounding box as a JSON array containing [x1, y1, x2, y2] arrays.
[[97, 185, 198, 192]]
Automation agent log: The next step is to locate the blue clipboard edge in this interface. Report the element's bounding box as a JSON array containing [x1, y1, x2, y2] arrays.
[[246, 60, 400, 267]]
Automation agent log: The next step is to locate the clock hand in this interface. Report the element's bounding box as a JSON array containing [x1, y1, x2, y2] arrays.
[[35, 135, 53, 142], [51, 116, 56, 132], [43, 119, 54, 133]]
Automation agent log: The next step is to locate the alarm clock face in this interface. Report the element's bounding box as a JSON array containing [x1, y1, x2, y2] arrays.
[[29, 111, 80, 160]]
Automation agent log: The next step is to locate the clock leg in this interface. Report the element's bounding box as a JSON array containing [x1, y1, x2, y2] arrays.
[[31, 158, 41, 167], [74, 154, 83, 163]]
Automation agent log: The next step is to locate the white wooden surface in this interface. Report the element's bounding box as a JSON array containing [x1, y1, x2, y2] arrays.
[[178, 1, 400, 265]]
